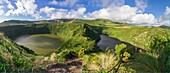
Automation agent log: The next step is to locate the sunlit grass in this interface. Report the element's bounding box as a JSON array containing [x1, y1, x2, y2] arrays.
[[82, 52, 119, 71]]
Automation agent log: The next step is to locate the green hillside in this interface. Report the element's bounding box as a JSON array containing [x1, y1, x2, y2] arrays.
[[0, 20, 102, 72], [103, 26, 170, 50], [0, 19, 170, 72], [0, 34, 37, 72]]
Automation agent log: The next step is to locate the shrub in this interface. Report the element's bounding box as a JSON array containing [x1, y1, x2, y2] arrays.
[[82, 52, 118, 72], [131, 43, 170, 72], [115, 44, 127, 59], [149, 35, 169, 54]]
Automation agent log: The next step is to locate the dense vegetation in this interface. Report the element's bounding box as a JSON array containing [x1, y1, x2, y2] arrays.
[[0, 19, 170, 72], [0, 34, 41, 72]]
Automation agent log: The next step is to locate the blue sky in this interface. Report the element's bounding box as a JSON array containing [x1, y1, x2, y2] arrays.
[[0, 0, 170, 25]]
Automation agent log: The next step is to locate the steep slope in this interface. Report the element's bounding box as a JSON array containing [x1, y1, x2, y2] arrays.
[[0, 33, 35, 72], [103, 26, 170, 50]]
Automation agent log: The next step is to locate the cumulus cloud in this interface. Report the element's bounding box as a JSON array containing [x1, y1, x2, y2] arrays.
[[0, 0, 14, 9], [0, 6, 4, 15], [49, 0, 78, 7], [40, 4, 155, 25], [1, 0, 157, 25], [40, 6, 86, 19], [10, 0, 154, 25], [131, 14, 155, 24], [40, 6, 56, 16], [5, 0, 41, 19], [46, 0, 155, 25], [157, 7, 170, 26], [86, 5, 155, 24], [0, 0, 14, 15], [89, 5, 137, 21], [135, 0, 148, 13], [165, 6, 170, 15], [5, 0, 14, 9]]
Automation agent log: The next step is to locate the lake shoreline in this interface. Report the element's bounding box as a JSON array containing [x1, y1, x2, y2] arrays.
[[15, 34, 64, 54]]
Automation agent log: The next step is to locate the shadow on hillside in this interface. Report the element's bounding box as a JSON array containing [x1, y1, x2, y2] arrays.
[[0, 24, 50, 40]]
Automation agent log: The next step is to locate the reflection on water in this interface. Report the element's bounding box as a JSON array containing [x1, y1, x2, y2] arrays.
[[15, 34, 63, 54], [97, 35, 123, 51]]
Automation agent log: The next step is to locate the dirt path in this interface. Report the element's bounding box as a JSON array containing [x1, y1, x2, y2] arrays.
[[46, 58, 82, 73]]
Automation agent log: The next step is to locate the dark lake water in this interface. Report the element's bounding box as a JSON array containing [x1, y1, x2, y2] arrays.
[[15, 34, 63, 54], [97, 34, 123, 51]]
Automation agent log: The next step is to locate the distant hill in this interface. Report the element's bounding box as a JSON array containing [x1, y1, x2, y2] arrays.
[[3, 20, 34, 24], [0, 20, 35, 26], [0, 19, 132, 26], [159, 25, 170, 29]]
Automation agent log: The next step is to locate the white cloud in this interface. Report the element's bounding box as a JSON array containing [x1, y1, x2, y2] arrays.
[[86, 5, 136, 21], [0, 0, 14, 9], [38, 0, 156, 25], [165, 7, 170, 14], [40, 4, 156, 25], [5, 9, 13, 16], [40, 6, 86, 19], [157, 7, 170, 26], [49, 0, 78, 7], [40, 6, 56, 17], [131, 14, 155, 24], [1, 0, 157, 25], [46, 0, 155, 25], [5, 0, 14, 9], [86, 5, 155, 24], [135, 0, 148, 13], [0, 6, 4, 15], [6, 0, 41, 19]]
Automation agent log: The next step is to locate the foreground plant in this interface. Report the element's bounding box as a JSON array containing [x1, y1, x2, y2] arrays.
[[131, 35, 170, 72], [82, 51, 119, 72]]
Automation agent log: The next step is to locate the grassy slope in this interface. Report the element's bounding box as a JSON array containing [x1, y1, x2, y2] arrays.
[[71, 19, 170, 50], [0, 21, 102, 72], [0, 19, 170, 72], [47, 22, 101, 59], [0, 34, 35, 72], [0, 33, 61, 72], [102, 26, 170, 50]]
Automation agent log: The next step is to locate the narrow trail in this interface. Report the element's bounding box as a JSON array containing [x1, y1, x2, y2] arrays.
[[46, 58, 82, 73]]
